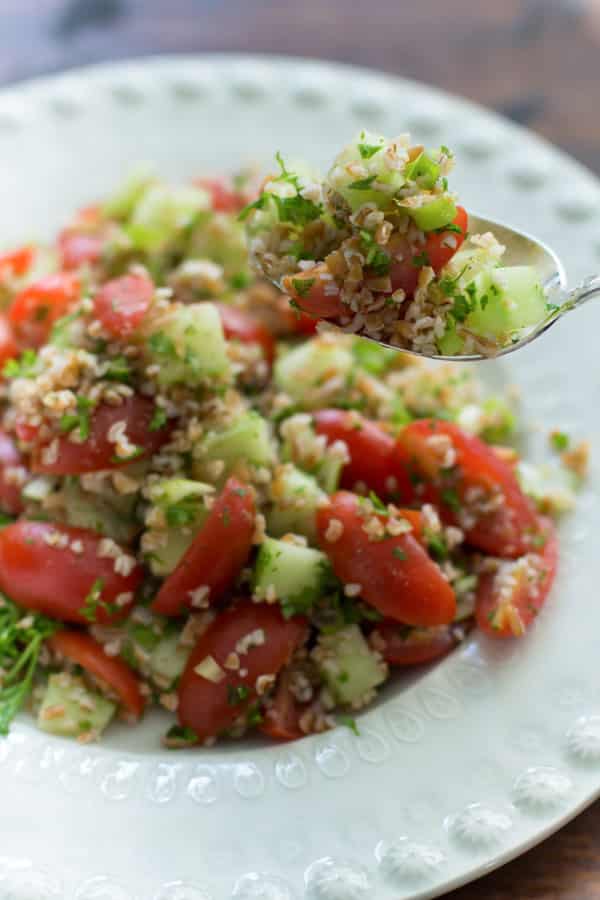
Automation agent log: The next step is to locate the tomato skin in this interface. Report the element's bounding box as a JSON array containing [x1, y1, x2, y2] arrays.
[[32, 394, 171, 475], [282, 265, 346, 319], [260, 667, 306, 741], [396, 419, 539, 558], [48, 630, 144, 718], [476, 516, 558, 638], [0, 521, 140, 625], [373, 621, 457, 666], [93, 273, 154, 338], [313, 409, 415, 501], [215, 303, 275, 368], [317, 491, 456, 626], [0, 315, 18, 371], [152, 478, 256, 617], [425, 206, 468, 273], [58, 229, 104, 270], [9, 273, 80, 348], [178, 602, 307, 740], [0, 246, 34, 280], [196, 177, 247, 214], [0, 430, 26, 514]]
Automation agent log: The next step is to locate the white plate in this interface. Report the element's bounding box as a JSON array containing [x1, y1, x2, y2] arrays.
[[0, 55, 599, 900]]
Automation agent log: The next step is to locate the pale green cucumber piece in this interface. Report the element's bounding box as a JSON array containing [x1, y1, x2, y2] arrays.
[[62, 480, 139, 544], [196, 411, 275, 480], [437, 321, 466, 356], [517, 460, 578, 514], [465, 266, 546, 343], [274, 337, 353, 408], [37, 673, 116, 738], [267, 464, 326, 544], [403, 195, 457, 231], [326, 131, 404, 212], [147, 302, 231, 386], [150, 632, 192, 688], [127, 183, 210, 252], [314, 625, 387, 705], [102, 165, 156, 220], [253, 536, 331, 617]]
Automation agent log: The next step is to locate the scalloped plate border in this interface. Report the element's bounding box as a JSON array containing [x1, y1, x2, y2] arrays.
[[0, 54, 599, 900]]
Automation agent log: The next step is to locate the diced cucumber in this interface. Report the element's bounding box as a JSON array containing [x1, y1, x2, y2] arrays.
[[37, 673, 116, 738], [49, 311, 85, 349], [147, 302, 231, 386], [326, 131, 405, 212], [402, 195, 457, 232], [187, 213, 249, 279], [195, 411, 275, 480], [404, 151, 440, 189], [145, 477, 210, 576], [464, 266, 547, 343], [150, 632, 192, 688], [438, 321, 465, 356], [146, 529, 196, 576], [456, 398, 516, 443], [102, 165, 157, 221], [127, 183, 210, 253], [267, 464, 326, 544], [253, 536, 332, 617], [62, 479, 140, 544], [517, 460, 578, 514], [352, 337, 399, 375], [274, 337, 353, 408], [314, 625, 387, 706], [279, 414, 344, 492]]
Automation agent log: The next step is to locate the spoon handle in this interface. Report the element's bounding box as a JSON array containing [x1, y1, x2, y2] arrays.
[[564, 274, 600, 312]]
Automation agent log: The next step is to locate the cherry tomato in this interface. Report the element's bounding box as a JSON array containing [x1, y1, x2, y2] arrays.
[[0, 246, 34, 280], [0, 430, 26, 515], [396, 419, 539, 558], [9, 273, 80, 348], [0, 315, 18, 371], [58, 229, 104, 270], [215, 303, 275, 368], [93, 273, 154, 338], [48, 630, 144, 718], [177, 602, 307, 740], [313, 409, 414, 501], [152, 478, 256, 617], [260, 667, 306, 741], [0, 521, 140, 625], [372, 622, 457, 666], [32, 394, 171, 475], [425, 206, 468, 273], [317, 491, 456, 626], [476, 516, 558, 638], [196, 177, 247, 214], [282, 265, 346, 319]]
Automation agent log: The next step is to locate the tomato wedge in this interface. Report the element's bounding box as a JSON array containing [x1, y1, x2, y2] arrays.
[[32, 394, 171, 475], [48, 630, 144, 718], [152, 478, 256, 617], [0, 315, 18, 371], [215, 303, 275, 368], [317, 491, 456, 626], [0, 246, 34, 280], [260, 667, 306, 741], [476, 516, 558, 638], [425, 206, 468, 273], [396, 419, 539, 558], [9, 273, 80, 348], [372, 622, 457, 666], [59, 229, 104, 270], [313, 409, 414, 501], [282, 264, 346, 319], [93, 273, 154, 338], [0, 430, 26, 514], [177, 602, 307, 740], [196, 177, 248, 214], [0, 521, 140, 625]]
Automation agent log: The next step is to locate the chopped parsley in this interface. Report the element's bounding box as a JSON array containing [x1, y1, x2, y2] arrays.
[[164, 724, 199, 746], [550, 431, 569, 452], [149, 406, 168, 432], [358, 143, 383, 160], [229, 271, 252, 291], [2, 349, 38, 380], [339, 715, 360, 737], [359, 230, 390, 276], [148, 332, 176, 357], [450, 293, 474, 323], [227, 684, 250, 706], [79, 578, 112, 623], [348, 175, 377, 191], [165, 495, 201, 527], [104, 356, 132, 383], [392, 547, 407, 560], [411, 252, 430, 268], [441, 487, 461, 512], [368, 491, 388, 514], [291, 277, 315, 298], [59, 396, 95, 441], [110, 446, 144, 464], [272, 194, 322, 227], [425, 529, 448, 561]]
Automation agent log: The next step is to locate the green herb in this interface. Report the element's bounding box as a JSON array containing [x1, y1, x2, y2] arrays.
[[165, 495, 201, 527], [164, 724, 199, 746], [436, 222, 463, 235], [238, 194, 269, 221], [441, 177, 448, 191], [222, 507, 231, 527], [425, 529, 448, 561], [2, 349, 38, 380], [359, 230, 390, 276], [149, 406, 168, 432], [368, 491, 388, 514], [227, 684, 250, 706], [246, 703, 264, 727], [80, 578, 111, 623], [148, 332, 176, 357], [392, 547, 407, 560], [0, 593, 57, 735], [411, 252, 430, 267], [550, 431, 569, 452], [441, 487, 460, 512], [272, 194, 322, 227], [358, 143, 383, 160], [291, 277, 315, 298], [440, 145, 453, 158], [232, 487, 248, 497], [450, 294, 473, 323], [110, 446, 144, 464], [348, 175, 377, 191], [104, 356, 132, 383], [531, 532, 547, 549], [339, 715, 360, 737], [230, 271, 252, 291], [59, 396, 95, 441]]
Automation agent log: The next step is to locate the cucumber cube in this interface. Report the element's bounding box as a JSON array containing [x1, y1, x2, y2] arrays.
[[147, 302, 231, 386], [465, 266, 546, 343], [267, 464, 326, 545], [150, 632, 192, 688], [196, 411, 276, 480], [314, 625, 387, 706], [253, 536, 332, 617], [274, 337, 353, 408], [37, 673, 116, 738]]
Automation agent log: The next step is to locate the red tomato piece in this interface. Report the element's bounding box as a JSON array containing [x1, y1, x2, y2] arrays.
[[425, 206, 468, 273], [0, 315, 18, 371], [177, 602, 307, 740], [313, 409, 415, 502], [282, 265, 346, 319], [396, 419, 539, 558], [0, 521, 140, 625], [476, 516, 558, 638], [372, 621, 457, 666], [317, 491, 456, 626], [215, 303, 275, 368], [48, 630, 144, 718], [92, 273, 154, 338], [32, 394, 171, 475], [58, 229, 104, 270], [9, 273, 80, 348], [152, 478, 256, 617], [0, 430, 26, 515], [196, 177, 247, 213], [260, 667, 306, 741], [0, 246, 34, 280]]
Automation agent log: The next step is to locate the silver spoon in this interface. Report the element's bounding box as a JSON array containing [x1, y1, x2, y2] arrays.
[[290, 213, 600, 362]]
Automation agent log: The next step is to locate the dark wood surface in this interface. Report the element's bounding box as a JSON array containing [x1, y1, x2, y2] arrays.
[[1, 2, 599, 897]]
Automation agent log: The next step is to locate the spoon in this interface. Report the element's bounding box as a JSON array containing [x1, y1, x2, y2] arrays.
[[291, 214, 600, 363]]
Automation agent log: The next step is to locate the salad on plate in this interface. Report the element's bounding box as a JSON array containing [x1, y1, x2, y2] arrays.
[[0, 157, 581, 747]]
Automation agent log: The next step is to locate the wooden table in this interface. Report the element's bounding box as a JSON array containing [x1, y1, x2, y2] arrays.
[[1, 2, 599, 897]]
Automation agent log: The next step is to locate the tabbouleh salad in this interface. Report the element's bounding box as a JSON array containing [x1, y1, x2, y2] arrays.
[[0, 160, 584, 747]]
